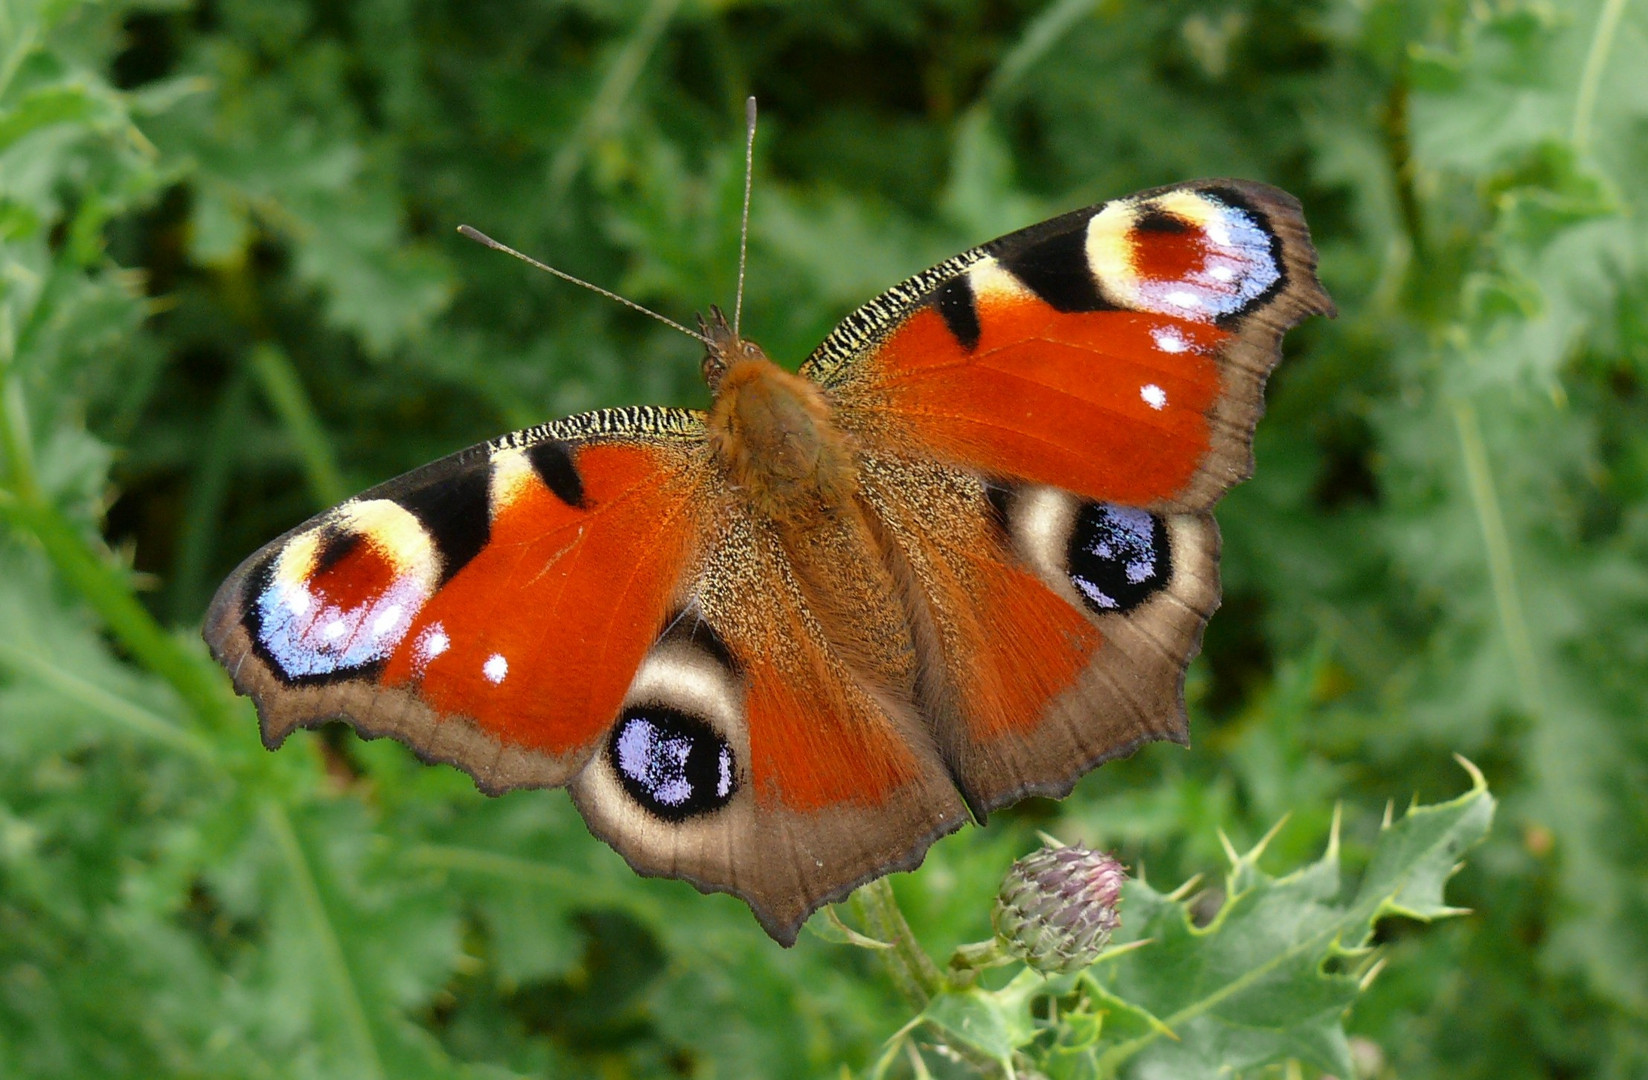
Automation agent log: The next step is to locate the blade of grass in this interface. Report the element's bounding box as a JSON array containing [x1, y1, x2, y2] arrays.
[[0, 16, 38, 101], [263, 800, 385, 1080], [0, 372, 38, 502], [0, 640, 218, 764], [1452, 399, 1543, 712], [170, 366, 253, 624], [1572, 0, 1630, 154], [0, 375, 234, 733], [985, 0, 1104, 99], [408, 842, 662, 914], [248, 343, 348, 508], [546, 0, 682, 201], [0, 491, 235, 731]]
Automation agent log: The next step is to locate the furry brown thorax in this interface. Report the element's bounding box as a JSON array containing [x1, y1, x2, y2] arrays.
[[701, 307, 859, 523]]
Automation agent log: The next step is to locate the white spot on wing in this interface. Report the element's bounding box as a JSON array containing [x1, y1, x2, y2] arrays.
[[1141, 384, 1167, 410], [1151, 326, 1189, 354], [371, 603, 403, 637], [323, 619, 347, 641], [414, 623, 449, 673], [1166, 290, 1200, 309], [483, 653, 508, 684]]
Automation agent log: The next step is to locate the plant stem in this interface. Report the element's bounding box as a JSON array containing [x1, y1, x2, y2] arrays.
[[1452, 399, 1542, 714], [1573, 0, 1630, 154], [249, 343, 348, 508], [263, 801, 385, 1079], [1381, 69, 1426, 265], [856, 878, 942, 1008], [0, 376, 236, 733]]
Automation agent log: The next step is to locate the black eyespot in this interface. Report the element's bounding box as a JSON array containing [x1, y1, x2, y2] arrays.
[[1067, 503, 1172, 614], [610, 707, 736, 821]]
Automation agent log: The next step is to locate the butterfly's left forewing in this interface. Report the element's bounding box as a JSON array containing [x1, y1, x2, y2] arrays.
[[810, 180, 1333, 512], [205, 407, 712, 792]]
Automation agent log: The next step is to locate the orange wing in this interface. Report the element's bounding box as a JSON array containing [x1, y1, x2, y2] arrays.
[[205, 407, 712, 792], [205, 405, 970, 944], [803, 180, 1332, 812], [810, 180, 1333, 511]]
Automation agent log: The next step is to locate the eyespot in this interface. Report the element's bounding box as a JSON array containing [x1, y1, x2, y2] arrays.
[[248, 500, 440, 683], [1084, 189, 1282, 322], [1066, 503, 1172, 614], [610, 706, 737, 820]]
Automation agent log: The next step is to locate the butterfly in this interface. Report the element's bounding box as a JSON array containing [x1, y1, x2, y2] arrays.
[[204, 178, 1333, 945]]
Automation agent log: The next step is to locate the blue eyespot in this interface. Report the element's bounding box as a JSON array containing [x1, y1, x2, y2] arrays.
[[611, 707, 736, 820], [1067, 503, 1171, 614]]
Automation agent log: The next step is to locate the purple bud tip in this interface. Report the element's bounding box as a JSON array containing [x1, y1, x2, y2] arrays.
[[993, 844, 1126, 974]]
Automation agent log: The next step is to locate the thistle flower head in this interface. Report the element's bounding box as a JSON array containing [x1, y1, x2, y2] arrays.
[[993, 844, 1125, 974]]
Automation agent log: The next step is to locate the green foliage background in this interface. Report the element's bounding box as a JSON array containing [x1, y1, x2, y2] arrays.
[[1, 0, 1645, 1075]]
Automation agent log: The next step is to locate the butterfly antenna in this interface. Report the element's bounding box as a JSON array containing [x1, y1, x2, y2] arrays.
[[456, 225, 710, 345], [732, 95, 757, 338]]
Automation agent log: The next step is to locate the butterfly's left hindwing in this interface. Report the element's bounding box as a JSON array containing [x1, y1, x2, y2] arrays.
[[205, 407, 712, 793]]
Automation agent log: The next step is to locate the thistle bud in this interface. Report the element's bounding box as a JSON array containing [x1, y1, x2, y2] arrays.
[[992, 844, 1125, 974]]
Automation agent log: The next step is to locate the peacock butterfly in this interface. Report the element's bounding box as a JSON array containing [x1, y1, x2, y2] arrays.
[[204, 172, 1333, 945]]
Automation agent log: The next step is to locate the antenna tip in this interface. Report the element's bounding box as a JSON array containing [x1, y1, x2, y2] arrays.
[[457, 224, 496, 248], [745, 96, 757, 123]]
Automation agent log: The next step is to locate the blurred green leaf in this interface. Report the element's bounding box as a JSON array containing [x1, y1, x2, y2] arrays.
[[3, 0, 1647, 1075]]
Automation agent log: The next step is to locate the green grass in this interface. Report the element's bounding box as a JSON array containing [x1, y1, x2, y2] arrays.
[[2, 0, 1646, 1075]]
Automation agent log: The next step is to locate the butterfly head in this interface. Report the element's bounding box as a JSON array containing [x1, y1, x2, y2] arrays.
[[698, 305, 771, 394]]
